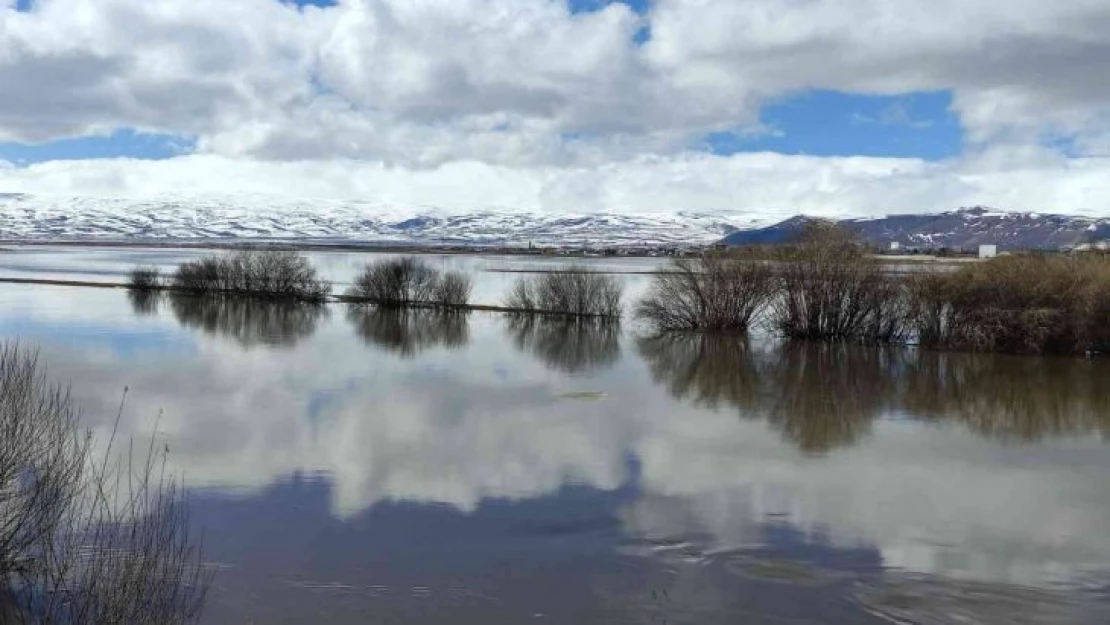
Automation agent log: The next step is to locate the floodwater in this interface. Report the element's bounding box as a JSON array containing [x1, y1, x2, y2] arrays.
[[1, 246, 1109, 624]]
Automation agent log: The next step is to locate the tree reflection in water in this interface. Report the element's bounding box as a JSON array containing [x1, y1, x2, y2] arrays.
[[638, 334, 1110, 452], [347, 308, 470, 357], [505, 316, 621, 374], [127, 289, 162, 316], [166, 294, 327, 348]]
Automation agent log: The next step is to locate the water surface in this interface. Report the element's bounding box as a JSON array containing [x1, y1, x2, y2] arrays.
[[1, 248, 1108, 624]]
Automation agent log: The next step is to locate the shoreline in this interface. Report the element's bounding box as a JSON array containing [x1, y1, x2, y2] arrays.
[[0, 239, 980, 265]]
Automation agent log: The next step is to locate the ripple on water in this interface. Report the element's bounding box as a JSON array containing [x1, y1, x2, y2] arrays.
[[855, 573, 1110, 625]]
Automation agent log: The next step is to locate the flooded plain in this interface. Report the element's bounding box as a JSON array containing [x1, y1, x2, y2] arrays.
[[1, 245, 1109, 624]]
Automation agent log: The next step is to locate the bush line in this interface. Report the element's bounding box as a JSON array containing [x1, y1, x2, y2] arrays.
[[637, 224, 1110, 356]]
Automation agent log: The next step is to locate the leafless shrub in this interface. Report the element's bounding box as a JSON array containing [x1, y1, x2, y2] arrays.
[[503, 268, 623, 319], [635, 254, 776, 332], [0, 343, 209, 624], [770, 224, 910, 343], [127, 266, 162, 292], [347, 257, 471, 309], [503, 279, 537, 312], [908, 255, 1110, 355], [169, 294, 326, 348], [432, 271, 473, 309], [348, 308, 470, 357], [505, 316, 621, 373], [171, 251, 330, 302]]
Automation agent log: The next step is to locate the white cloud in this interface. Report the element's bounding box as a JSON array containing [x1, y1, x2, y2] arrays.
[[3, 0, 1110, 214], [2, 151, 1110, 217]]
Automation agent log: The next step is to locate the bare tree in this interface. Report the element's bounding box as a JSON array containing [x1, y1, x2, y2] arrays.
[[347, 257, 470, 309], [770, 224, 909, 343], [127, 267, 163, 292], [432, 271, 473, 309], [635, 254, 776, 332], [503, 268, 623, 319]]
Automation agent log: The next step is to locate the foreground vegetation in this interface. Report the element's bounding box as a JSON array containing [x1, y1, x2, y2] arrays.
[[0, 344, 208, 623], [638, 224, 1110, 356]]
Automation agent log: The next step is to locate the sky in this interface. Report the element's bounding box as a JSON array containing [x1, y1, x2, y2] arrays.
[[1, 0, 1109, 218]]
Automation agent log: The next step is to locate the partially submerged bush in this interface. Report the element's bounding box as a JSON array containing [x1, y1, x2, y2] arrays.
[[503, 269, 623, 319], [908, 254, 1110, 355], [347, 257, 472, 309], [172, 250, 330, 302], [635, 254, 776, 332], [0, 343, 208, 623], [433, 271, 474, 308], [128, 266, 163, 292], [770, 224, 909, 343]]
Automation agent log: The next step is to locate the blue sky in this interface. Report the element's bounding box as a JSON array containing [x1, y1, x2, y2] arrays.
[[0, 90, 962, 165]]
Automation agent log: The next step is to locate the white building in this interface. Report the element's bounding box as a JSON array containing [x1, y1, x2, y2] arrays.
[[978, 244, 998, 259], [889, 242, 901, 252]]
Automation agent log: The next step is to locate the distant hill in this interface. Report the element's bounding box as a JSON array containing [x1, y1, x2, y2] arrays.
[[721, 207, 1110, 251]]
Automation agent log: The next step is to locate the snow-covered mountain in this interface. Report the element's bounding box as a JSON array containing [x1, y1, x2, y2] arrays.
[[0, 193, 754, 247], [721, 207, 1110, 251], [3, 195, 1107, 251]]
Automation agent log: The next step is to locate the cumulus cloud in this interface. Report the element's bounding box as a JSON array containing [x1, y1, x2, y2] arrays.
[[3, 0, 1110, 213], [2, 151, 1110, 217]]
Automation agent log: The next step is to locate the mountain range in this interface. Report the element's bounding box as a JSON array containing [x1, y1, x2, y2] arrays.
[[721, 207, 1110, 251], [0, 194, 747, 247], [1, 194, 1107, 250]]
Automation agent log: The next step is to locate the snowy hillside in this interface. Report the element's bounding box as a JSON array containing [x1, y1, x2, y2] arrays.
[[722, 207, 1110, 251], [0, 194, 756, 247]]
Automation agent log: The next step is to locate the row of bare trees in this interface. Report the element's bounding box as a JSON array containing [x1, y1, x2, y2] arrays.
[[637, 224, 1110, 355], [0, 344, 208, 624], [133, 253, 627, 320]]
